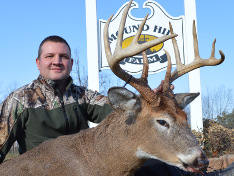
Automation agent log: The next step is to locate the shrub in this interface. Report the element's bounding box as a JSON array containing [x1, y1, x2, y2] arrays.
[[193, 119, 234, 158]]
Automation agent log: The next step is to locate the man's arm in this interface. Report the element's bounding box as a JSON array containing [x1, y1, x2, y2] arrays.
[[83, 89, 112, 124], [0, 92, 24, 163]]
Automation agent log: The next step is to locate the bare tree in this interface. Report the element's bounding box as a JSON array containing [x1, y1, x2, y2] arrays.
[[98, 72, 113, 95], [4, 81, 21, 97], [202, 85, 233, 119], [0, 81, 21, 103], [72, 49, 88, 88], [72, 49, 119, 95]]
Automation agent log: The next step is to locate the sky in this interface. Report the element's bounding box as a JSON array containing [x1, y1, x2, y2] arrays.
[[0, 0, 233, 107]]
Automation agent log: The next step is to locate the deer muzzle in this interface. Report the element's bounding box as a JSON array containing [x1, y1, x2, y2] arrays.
[[178, 147, 209, 174]]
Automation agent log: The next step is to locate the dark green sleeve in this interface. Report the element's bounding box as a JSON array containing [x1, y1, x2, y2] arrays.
[[86, 103, 113, 123], [83, 88, 113, 123]]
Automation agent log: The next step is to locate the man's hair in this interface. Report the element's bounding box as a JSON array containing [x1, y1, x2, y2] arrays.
[[38, 35, 71, 59]]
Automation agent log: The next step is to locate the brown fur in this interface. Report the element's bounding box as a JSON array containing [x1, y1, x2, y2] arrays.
[[0, 109, 144, 175], [0, 92, 207, 176]]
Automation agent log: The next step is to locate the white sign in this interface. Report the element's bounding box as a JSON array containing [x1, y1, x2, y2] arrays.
[[99, 0, 185, 74]]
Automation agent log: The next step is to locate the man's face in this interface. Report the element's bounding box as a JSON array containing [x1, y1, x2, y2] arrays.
[[36, 41, 73, 83]]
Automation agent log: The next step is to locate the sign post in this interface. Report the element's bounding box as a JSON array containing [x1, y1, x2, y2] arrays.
[[85, 0, 100, 92], [184, 0, 203, 131]]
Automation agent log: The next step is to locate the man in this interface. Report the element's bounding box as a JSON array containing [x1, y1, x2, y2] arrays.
[[0, 35, 112, 163], [0, 36, 231, 175]]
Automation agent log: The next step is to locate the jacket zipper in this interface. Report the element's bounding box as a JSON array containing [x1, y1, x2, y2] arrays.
[[73, 106, 80, 132], [60, 98, 70, 134]]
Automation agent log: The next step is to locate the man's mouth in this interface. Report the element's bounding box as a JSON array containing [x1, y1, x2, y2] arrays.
[[52, 68, 63, 72]]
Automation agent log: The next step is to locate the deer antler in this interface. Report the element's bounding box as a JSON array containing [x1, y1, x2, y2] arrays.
[[169, 21, 225, 83], [104, 0, 177, 105]]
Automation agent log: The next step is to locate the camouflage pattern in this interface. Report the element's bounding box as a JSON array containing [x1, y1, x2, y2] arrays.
[[0, 75, 109, 151]]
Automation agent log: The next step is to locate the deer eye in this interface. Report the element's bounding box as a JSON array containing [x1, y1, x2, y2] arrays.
[[156, 120, 169, 128]]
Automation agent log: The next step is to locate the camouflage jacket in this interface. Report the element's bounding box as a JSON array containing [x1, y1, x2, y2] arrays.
[[0, 75, 112, 163]]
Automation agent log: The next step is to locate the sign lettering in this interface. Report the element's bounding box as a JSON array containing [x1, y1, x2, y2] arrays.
[[99, 0, 186, 74]]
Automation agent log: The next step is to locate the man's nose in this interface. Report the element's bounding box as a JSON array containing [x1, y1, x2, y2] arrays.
[[53, 55, 62, 65]]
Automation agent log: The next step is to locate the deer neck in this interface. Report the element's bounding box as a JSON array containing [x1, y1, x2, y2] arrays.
[[91, 112, 147, 175]]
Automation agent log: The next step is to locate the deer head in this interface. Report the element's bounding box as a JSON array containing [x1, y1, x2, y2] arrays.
[[104, 0, 224, 174]]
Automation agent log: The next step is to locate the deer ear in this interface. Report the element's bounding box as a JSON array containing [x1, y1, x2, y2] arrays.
[[108, 87, 141, 113], [174, 93, 200, 109]]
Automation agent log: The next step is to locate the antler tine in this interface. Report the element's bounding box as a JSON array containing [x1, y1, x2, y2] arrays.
[[162, 49, 172, 93], [169, 22, 183, 69], [132, 13, 149, 45], [104, 0, 177, 104], [141, 51, 149, 81], [115, 0, 133, 51], [170, 20, 225, 82], [137, 51, 161, 106], [104, 14, 114, 60]]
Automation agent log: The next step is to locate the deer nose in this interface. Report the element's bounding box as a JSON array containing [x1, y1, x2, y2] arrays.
[[197, 158, 209, 170], [198, 158, 209, 166], [192, 152, 209, 171]]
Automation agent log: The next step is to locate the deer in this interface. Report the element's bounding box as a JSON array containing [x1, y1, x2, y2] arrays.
[[0, 0, 225, 175]]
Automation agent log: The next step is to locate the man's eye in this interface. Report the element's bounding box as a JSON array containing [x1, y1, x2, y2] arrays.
[[62, 55, 69, 59], [46, 56, 53, 58]]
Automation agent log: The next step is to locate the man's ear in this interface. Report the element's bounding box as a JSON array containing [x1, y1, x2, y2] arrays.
[[36, 58, 40, 70], [70, 58, 73, 70], [174, 93, 200, 109]]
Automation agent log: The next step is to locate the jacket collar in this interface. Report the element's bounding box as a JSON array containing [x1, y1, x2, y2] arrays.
[[37, 75, 74, 94]]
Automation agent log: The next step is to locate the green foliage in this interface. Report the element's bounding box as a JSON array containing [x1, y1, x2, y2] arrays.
[[216, 109, 234, 129]]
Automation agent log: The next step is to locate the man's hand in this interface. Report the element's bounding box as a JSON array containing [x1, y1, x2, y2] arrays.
[[153, 80, 174, 93]]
